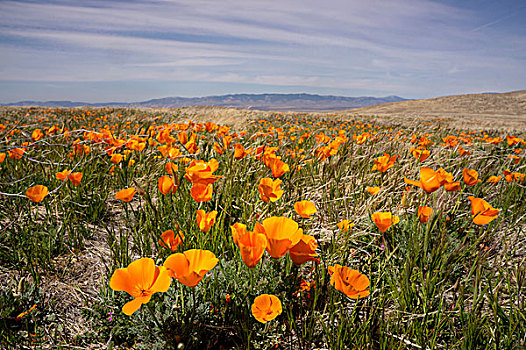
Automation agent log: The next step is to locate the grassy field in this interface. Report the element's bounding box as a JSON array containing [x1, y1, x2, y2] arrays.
[[0, 106, 525, 349]]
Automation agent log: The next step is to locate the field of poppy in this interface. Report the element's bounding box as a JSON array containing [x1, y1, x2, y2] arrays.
[[0, 106, 525, 349]]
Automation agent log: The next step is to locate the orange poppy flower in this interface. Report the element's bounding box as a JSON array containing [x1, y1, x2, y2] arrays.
[[366, 186, 380, 195], [111, 153, 125, 164], [371, 212, 400, 233], [467, 196, 500, 225], [260, 216, 303, 259], [462, 168, 481, 186], [268, 157, 290, 178], [69, 172, 83, 186], [251, 294, 282, 323], [31, 129, 44, 142], [410, 147, 430, 162], [56, 169, 72, 181], [417, 206, 433, 223], [109, 257, 171, 315], [258, 177, 284, 203], [289, 234, 319, 265], [234, 143, 250, 159], [487, 175, 501, 184], [26, 185, 49, 203], [9, 147, 25, 159], [404, 167, 443, 194], [231, 224, 267, 268], [165, 162, 178, 175], [184, 159, 222, 185], [190, 183, 213, 202], [115, 187, 137, 202], [328, 265, 370, 299], [213, 142, 226, 155], [196, 210, 218, 232], [337, 219, 354, 232], [372, 153, 397, 173], [159, 229, 185, 252], [0, 153, 5, 163], [158, 176, 177, 195], [163, 249, 218, 287], [294, 200, 317, 218]]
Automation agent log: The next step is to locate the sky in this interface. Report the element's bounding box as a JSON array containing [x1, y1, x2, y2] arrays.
[[1, 0, 525, 102]]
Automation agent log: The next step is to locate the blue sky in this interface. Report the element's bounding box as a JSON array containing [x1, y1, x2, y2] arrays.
[[1, 0, 525, 102]]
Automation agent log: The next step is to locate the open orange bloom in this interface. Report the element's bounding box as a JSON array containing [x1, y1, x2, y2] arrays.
[[26, 185, 49, 203], [0, 153, 5, 163], [196, 210, 218, 232], [251, 294, 282, 323], [159, 229, 185, 252], [259, 216, 303, 259], [56, 169, 72, 181], [9, 147, 25, 159], [268, 157, 290, 178], [366, 186, 380, 195], [328, 265, 370, 299], [372, 153, 397, 172], [231, 224, 267, 268], [417, 206, 433, 223], [111, 153, 125, 164], [69, 172, 83, 186], [234, 143, 251, 159], [258, 177, 284, 203], [410, 147, 430, 162], [371, 212, 400, 233], [164, 249, 218, 287], [109, 257, 171, 315], [158, 176, 177, 195], [190, 183, 213, 202], [115, 187, 137, 202], [487, 175, 501, 184], [184, 159, 222, 185], [467, 196, 500, 225], [289, 234, 319, 265], [294, 200, 317, 218], [404, 167, 443, 194], [337, 219, 354, 232], [463, 168, 481, 186], [32, 129, 44, 142]]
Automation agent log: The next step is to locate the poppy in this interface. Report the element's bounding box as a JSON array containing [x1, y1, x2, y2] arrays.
[[410, 147, 430, 162], [111, 153, 125, 164], [163, 249, 218, 287], [260, 216, 303, 259], [371, 212, 400, 233], [268, 157, 290, 178], [234, 143, 250, 159], [115, 187, 137, 202], [366, 186, 380, 195], [258, 177, 284, 203], [328, 265, 370, 299], [463, 168, 481, 186], [26, 185, 49, 203], [190, 183, 213, 202], [196, 210, 218, 232], [337, 220, 354, 233], [184, 159, 222, 185], [294, 200, 317, 218], [69, 172, 83, 186], [0, 153, 5, 163], [158, 176, 177, 195], [231, 225, 267, 268], [56, 169, 72, 181], [372, 153, 397, 173], [31, 129, 44, 142], [487, 175, 501, 184], [404, 167, 443, 194], [251, 294, 282, 323], [289, 234, 319, 265], [165, 162, 178, 175], [417, 206, 433, 223], [109, 257, 171, 315], [467, 196, 500, 225], [159, 229, 185, 252]]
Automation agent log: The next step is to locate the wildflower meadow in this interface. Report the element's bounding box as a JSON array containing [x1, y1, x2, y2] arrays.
[[0, 107, 525, 349]]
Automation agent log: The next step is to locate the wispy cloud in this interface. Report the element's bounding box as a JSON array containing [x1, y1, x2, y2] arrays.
[[0, 0, 525, 101]]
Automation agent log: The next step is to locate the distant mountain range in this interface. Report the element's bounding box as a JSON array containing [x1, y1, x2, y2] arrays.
[[1, 93, 408, 111]]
